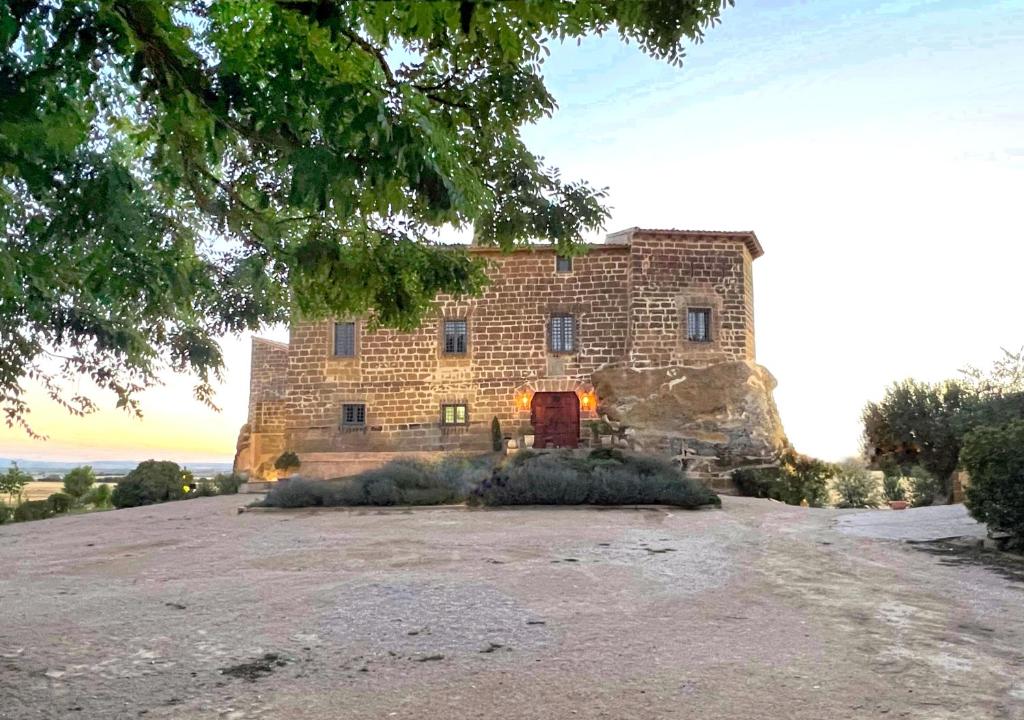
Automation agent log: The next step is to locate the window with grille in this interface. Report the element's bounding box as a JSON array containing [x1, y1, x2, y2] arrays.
[[443, 319, 467, 354], [441, 403, 468, 426], [550, 314, 575, 352], [334, 321, 356, 357], [555, 255, 572, 272], [686, 308, 712, 342], [342, 403, 366, 426]]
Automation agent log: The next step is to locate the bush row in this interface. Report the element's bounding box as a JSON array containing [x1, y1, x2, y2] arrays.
[[259, 449, 721, 510]]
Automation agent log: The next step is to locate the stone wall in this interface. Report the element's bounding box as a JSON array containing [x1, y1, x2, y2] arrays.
[[233, 338, 288, 476], [238, 229, 782, 484], [627, 231, 754, 368], [283, 245, 629, 454]]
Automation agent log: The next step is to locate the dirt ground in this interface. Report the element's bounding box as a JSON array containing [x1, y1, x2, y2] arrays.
[[2, 496, 1023, 720]]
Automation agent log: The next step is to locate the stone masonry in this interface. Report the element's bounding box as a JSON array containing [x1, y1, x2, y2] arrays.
[[234, 228, 787, 488]]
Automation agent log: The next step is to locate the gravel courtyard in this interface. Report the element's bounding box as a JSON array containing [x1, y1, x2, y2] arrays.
[[2, 496, 1023, 720]]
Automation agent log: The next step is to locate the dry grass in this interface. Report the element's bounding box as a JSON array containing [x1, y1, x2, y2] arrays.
[[21, 481, 116, 502]]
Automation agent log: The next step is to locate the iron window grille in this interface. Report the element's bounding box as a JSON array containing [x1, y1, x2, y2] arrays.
[[342, 404, 366, 426], [443, 319, 468, 354], [334, 321, 356, 357], [555, 255, 573, 272], [686, 308, 712, 342], [549, 314, 576, 352], [441, 404, 468, 426]]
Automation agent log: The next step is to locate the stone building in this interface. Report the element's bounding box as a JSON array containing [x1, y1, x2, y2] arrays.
[[234, 227, 787, 489]]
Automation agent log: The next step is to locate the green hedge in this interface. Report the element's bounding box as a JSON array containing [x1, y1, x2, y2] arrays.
[[961, 421, 1024, 547], [112, 460, 193, 508]]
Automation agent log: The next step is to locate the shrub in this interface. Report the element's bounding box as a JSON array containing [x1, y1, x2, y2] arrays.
[[214, 473, 245, 495], [0, 504, 12, 524], [831, 459, 881, 508], [260, 456, 488, 508], [47, 492, 73, 514], [907, 465, 943, 507], [491, 417, 503, 452], [470, 449, 719, 509], [961, 421, 1024, 546], [732, 466, 780, 499], [13, 499, 53, 522], [112, 460, 193, 509], [194, 480, 219, 497], [62, 466, 95, 501], [274, 451, 301, 473], [882, 474, 907, 502], [84, 483, 113, 508], [732, 450, 835, 507]]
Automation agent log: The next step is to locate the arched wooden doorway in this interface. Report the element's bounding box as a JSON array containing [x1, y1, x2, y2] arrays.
[[530, 392, 580, 449]]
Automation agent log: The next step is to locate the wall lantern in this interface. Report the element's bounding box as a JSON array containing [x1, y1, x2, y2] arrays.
[[514, 389, 533, 411], [578, 390, 597, 412]]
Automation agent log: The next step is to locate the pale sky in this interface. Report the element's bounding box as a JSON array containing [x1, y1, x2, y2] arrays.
[[3, 0, 1023, 463]]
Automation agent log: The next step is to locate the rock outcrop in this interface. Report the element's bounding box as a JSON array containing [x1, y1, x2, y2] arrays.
[[592, 360, 788, 489]]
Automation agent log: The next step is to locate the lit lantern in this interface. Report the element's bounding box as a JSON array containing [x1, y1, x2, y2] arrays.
[[514, 389, 532, 411], [578, 390, 596, 413]]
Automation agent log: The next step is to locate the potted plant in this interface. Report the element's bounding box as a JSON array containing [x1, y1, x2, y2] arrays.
[[883, 474, 908, 510]]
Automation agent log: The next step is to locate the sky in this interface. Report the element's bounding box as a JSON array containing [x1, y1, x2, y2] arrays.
[[3, 0, 1023, 463]]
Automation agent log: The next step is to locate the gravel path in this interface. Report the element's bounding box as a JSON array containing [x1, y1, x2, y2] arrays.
[[2, 496, 1023, 719], [835, 503, 990, 542]]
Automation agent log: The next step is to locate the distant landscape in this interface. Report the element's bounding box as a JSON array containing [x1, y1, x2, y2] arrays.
[[0, 458, 233, 479]]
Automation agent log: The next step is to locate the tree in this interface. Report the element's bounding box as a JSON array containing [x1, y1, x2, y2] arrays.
[[111, 459, 192, 508], [862, 379, 970, 497], [0, 1, 730, 433], [0, 463, 31, 504], [62, 465, 96, 500]]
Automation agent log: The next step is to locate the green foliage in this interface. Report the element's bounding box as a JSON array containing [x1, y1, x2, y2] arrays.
[[0, 1, 729, 434], [732, 451, 835, 507], [84, 483, 112, 509], [0, 503, 12, 524], [831, 460, 880, 508], [194, 480, 219, 497], [882, 474, 907, 503], [470, 449, 719, 509], [274, 451, 301, 472], [0, 463, 31, 504], [261, 456, 490, 508], [907, 466, 943, 508], [62, 465, 95, 500], [47, 491, 73, 514], [491, 416, 503, 452], [13, 499, 52, 522], [214, 473, 245, 495], [862, 380, 970, 497], [111, 460, 193, 509], [961, 421, 1024, 546]]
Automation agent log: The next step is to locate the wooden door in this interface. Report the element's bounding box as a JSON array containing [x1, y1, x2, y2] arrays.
[[531, 392, 580, 449]]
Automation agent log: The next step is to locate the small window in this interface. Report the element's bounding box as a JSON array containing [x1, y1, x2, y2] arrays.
[[334, 322, 356, 357], [441, 403, 468, 426], [555, 255, 572, 272], [342, 403, 366, 426], [550, 314, 575, 353], [686, 308, 712, 342], [443, 319, 467, 354]]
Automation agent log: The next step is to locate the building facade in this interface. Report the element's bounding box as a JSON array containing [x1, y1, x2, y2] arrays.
[[235, 228, 786, 487]]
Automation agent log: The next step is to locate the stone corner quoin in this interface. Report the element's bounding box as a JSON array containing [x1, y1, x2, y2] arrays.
[[234, 227, 787, 492]]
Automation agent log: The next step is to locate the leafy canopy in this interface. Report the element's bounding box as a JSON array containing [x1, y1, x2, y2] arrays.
[[1, 0, 730, 432]]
